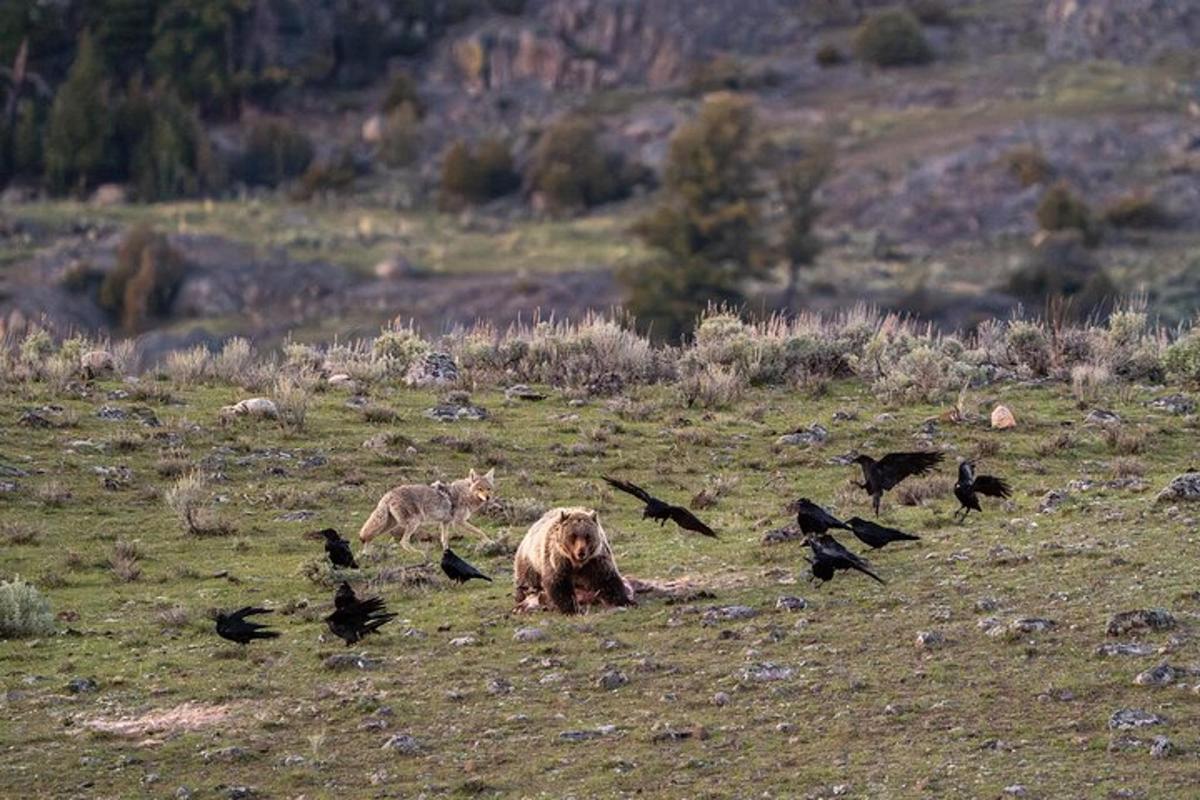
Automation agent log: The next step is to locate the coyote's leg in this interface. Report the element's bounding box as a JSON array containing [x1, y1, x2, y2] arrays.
[[458, 519, 495, 544], [439, 522, 450, 550]]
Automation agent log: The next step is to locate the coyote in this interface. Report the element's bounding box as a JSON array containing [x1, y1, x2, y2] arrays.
[[358, 468, 496, 555]]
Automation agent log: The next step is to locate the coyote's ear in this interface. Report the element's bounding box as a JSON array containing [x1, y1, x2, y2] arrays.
[[468, 468, 477, 480], [484, 468, 495, 481]]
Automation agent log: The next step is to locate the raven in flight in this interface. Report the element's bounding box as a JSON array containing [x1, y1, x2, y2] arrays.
[[215, 606, 280, 645], [602, 476, 717, 537], [853, 451, 944, 515], [845, 517, 920, 549], [793, 498, 852, 535], [325, 583, 397, 646], [804, 534, 885, 584], [313, 528, 358, 569], [954, 461, 1012, 522], [441, 547, 492, 583]]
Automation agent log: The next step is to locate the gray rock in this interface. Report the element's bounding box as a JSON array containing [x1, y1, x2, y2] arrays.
[[322, 654, 382, 671], [275, 510, 315, 522], [1150, 735, 1173, 759], [226, 787, 256, 800], [486, 677, 513, 695], [513, 627, 546, 643], [762, 525, 803, 545], [424, 402, 488, 423], [505, 384, 546, 401], [775, 424, 829, 447], [1106, 609, 1176, 637], [1133, 665, 1177, 687], [203, 746, 250, 763], [405, 352, 459, 388], [775, 596, 807, 612], [381, 734, 420, 754], [702, 605, 757, 623], [450, 636, 478, 647], [990, 617, 1056, 640], [67, 677, 98, 694], [597, 669, 628, 691], [559, 729, 603, 742], [1095, 642, 1155, 657], [1002, 787, 1027, 797], [96, 405, 128, 421], [915, 630, 947, 650], [1156, 473, 1200, 504], [1084, 408, 1121, 426], [174, 788, 193, 800], [1151, 394, 1195, 415], [741, 662, 794, 682], [1109, 708, 1166, 730], [712, 691, 731, 706], [1038, 490, 1070, 513]]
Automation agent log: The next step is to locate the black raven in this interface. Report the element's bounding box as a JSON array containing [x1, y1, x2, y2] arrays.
[[441, 547, 492, 583], [804, 534, 885, 584], [954, 461, 1012, 522], [324, 583, 397, 646], [845, 517, 920, 549], [313, 528, 358, 569], [793, 498, 852, 535], [602, 476, 717, 538], [853, 451, 944, 515], [215, 606, 280, 645]]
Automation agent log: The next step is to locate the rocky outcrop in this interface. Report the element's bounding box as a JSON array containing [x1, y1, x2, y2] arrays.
[[1046, 0, 1200, 63]]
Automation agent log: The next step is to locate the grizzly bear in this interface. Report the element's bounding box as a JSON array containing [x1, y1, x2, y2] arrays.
[[513, 507, 635, 614]]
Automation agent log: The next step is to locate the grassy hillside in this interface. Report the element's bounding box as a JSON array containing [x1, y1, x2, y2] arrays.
[[3, 362, 1199, 797]]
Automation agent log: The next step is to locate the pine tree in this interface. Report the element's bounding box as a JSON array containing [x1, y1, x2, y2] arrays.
[[776, 148, 832, 312], [44, 31, 112, 194], [622, 93, 762, 341]]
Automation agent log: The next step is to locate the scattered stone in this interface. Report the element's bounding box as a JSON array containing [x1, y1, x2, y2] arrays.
[[424, 401, 488, 422], [450, 636, 478, 647], [990, 405, 1017, 429], [203, 746, 250, 763], [762, 525, 803, 545], [226, 787, 256, 800], [275, 510, 314, 522], [381, 734, 420, 755], [505, 384, 546, 401], [1150, 735, 1173, 759], [775, 423, 829, 447], [486, 677, 513, 695], [1106, 609, 1176, 637], [990, 617, 1056, 640], [559, 729, 603, 742], [1151, 394, 1195, 415], [1085, 409, 1121, 426], [282, 755, 306, 766], [1095, 643, 1155, 657], [405, 353, 459, 388], [513, 627, 546, 643], [832, 409, 858, 421], [1108, 708, 1166, 730], [597, 669, 628, 691], [67, 677, 99, 694], [775, 596, 807, 612], [1002, 786, 1027, 797], [1038, 489, 1070, 513], [1134, 665, 1177, 687], [975, 597, 1000, 613], [741, 662, 794, 682], [322, 654, 381, 671], [18, 410, 54, 428], [1156, 472, 1200, 504], [712, 692, 731, 706], [651, 727, 703, 743], [915, 630, 947, 650], [702, 605, 756, 623]]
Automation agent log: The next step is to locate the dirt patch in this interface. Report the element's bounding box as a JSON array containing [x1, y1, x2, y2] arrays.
[[83, 701, 240, 738]]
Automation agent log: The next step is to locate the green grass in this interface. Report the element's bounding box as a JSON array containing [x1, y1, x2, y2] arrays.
[[10, 200, 652, 277], [2, 376, 1199, 797]]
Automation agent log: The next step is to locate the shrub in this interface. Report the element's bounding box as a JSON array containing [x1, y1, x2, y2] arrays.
[[687, 55, 754, 94], [1004, 147, 1052, 187], [165, 471, 231, 536], [438, 138, 520, 207], [108, 540, 142, 583], [164, 345, 211, 385], [382, 71, 424, 116], [44, 31, 112, 194], [379, 105, 421, 168], [113, 84, 221, 201], [212, 337, 254, 382], [0, 577, 54, 638], [1006, 321, 1052, 376], [274, 375, 311, 433], [373, 322, 430, 376], [292, 151, 357, 201], [11, 98, 44, 177], [1103, 194, 1172, 229], [1071, 363, 1112, 404], [99, 225, 186, 332], [234, 119, 314, 187], [679, 363, 745, 409], [815, 43, 846, 67], [873, 344, 970, 403], [854, 9, 933, 67], [1037, 182, 1099, 246], [1164, 331, 1200, 385], [1008, 231, 1115, 313], [528, 117, 643, 213]]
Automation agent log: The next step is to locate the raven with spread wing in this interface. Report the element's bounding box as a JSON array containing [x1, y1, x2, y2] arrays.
[[324, 583, 397, 645], [215, 606, 279, 646], [602, 476, 717, 538], [804, 534, 885, 585], [853, 451, 944, 515], [954, 461, 1012, 522]]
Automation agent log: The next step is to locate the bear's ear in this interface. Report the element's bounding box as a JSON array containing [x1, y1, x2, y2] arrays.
[[589, 509, 598, 522], [559, 510, 568, 523]]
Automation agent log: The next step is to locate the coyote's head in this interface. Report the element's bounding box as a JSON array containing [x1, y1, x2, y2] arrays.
[[465, 468, 495, 505]]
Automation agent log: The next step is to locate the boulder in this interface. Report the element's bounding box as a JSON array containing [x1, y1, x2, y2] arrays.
[[404, 352, 459, 388]]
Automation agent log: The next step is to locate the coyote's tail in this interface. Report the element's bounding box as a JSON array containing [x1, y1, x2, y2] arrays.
[[358, 499, 393, 543]]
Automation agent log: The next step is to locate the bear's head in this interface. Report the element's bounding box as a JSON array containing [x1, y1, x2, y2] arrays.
[[555, 509, 602, 566]]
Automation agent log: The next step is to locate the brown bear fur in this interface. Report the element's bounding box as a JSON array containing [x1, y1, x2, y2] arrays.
[[513, 507, 634, 614]]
